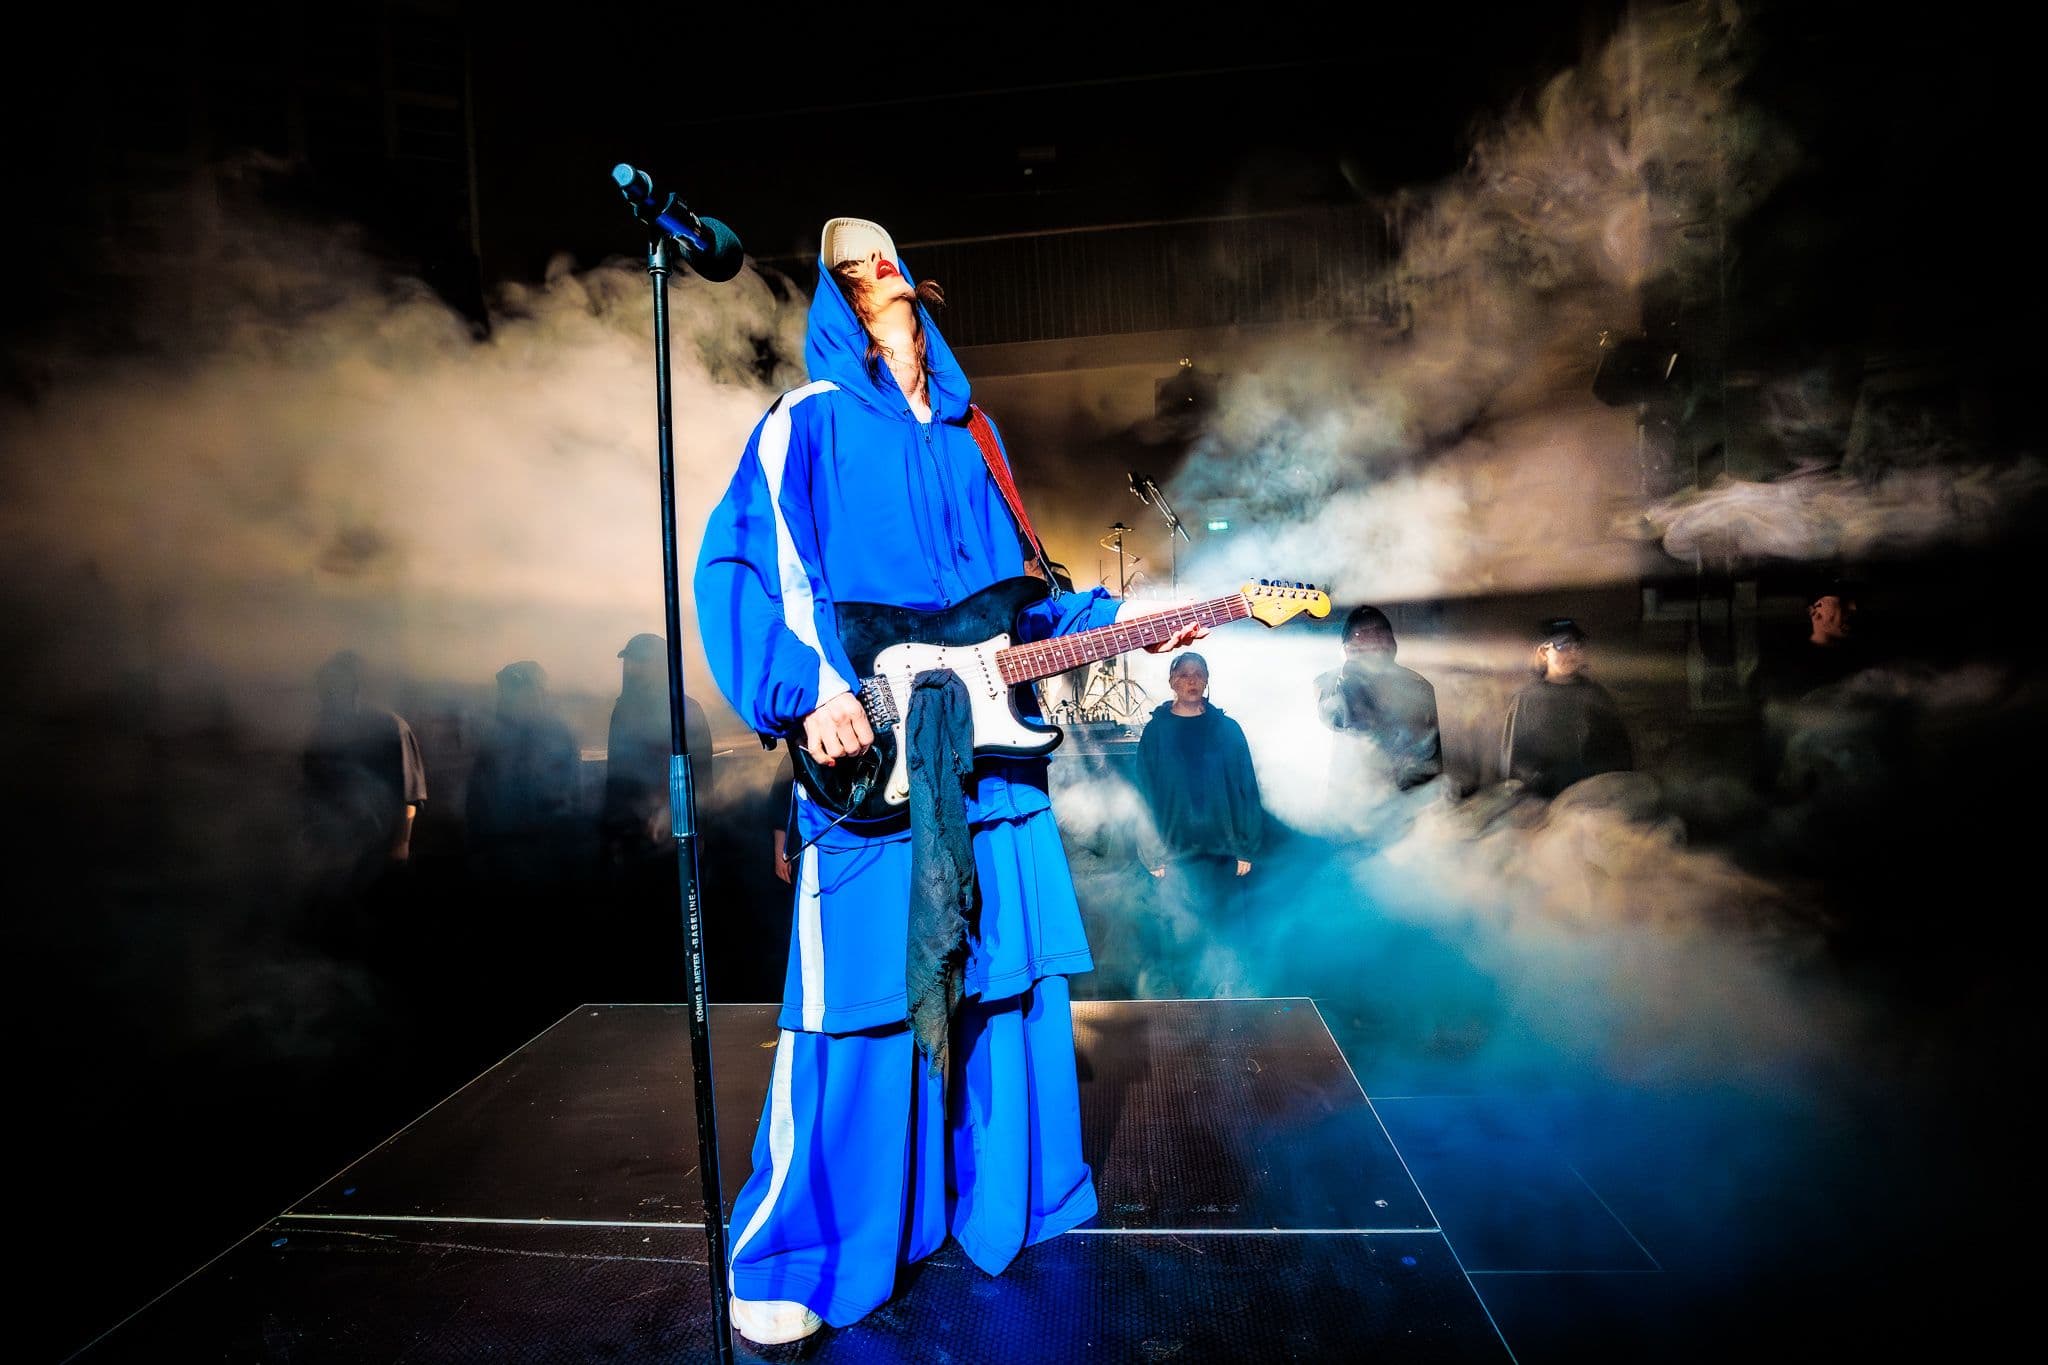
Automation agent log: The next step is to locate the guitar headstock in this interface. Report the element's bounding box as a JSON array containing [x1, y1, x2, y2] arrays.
[[1241, 579, 1332, 627]]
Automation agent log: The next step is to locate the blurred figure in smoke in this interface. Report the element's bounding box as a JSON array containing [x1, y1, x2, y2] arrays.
[[299, 649, 427, 947], [465, 660, 582, 887], [1499, 619, 1634, 798], [1752, 582, 1915, 925], [600, 633, 714, 868], [1751, 580, 1874, 800], [1138, 652, 1264, 972], [1762, 581, 1868, 705], [598, 634, 715, 1001], [1316, 605, 1444, 805]]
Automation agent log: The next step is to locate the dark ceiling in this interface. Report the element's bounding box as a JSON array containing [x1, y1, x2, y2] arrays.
[[469, 8, 1620, 279]]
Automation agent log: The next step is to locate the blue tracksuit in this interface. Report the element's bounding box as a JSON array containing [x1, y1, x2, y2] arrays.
[[694, 251, 1109, 1325]]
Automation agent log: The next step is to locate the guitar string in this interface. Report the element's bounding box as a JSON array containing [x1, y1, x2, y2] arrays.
[[1004, 599, 1243, 679], [996, 595, 1255, 685]]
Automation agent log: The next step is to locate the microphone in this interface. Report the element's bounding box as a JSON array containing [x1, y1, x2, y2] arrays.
[[611, 164, 746, 283], [1135, 475, 1191, 542]]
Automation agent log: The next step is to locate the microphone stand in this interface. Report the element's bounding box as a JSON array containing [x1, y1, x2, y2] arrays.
[[1098, 522, 1145, 722], [1129, 476, 1191, 595], [1148, 481, 1190, 596], [636, 225, 734, 1363]]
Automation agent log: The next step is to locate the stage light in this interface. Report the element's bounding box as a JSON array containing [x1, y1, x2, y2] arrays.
[[1207, 519, 1231, 531]]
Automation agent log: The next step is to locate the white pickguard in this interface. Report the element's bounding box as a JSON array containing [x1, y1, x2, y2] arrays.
[[870, 635, 1055, 807]]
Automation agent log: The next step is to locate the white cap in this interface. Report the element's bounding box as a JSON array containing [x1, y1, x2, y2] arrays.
[[820, 216, 898, 269]]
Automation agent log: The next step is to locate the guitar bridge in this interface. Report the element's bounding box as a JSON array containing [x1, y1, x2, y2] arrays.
[[858, 675, 900, 733]]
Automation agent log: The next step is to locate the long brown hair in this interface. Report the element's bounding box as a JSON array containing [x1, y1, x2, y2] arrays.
[[829, 261, 946, 390]]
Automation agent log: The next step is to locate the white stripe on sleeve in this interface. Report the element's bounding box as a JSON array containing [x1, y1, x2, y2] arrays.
[[757, 381, 849, 705]]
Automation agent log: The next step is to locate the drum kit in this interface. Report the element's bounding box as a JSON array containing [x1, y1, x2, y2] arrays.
[[1059, 521, 1150, 724], [1044, 477, 1196, 726]]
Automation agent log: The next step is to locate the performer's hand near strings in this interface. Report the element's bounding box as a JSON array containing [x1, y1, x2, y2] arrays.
[[1121, 582, 1208, 655], [802, 690, 876, 766], [1146, 619, 1207, 654]]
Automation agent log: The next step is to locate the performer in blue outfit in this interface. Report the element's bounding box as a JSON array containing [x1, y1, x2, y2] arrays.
[[695, 216, 1202, 1345]]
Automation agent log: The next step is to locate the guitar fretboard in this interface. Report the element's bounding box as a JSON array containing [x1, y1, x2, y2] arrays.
[[996, 595, 1250, 686]]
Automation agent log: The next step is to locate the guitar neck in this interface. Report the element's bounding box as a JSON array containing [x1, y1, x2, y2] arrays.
[[996, 594, 1250, 686]]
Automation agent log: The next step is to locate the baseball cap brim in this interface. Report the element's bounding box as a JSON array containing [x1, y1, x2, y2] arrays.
[[820, 216, 898, 269]]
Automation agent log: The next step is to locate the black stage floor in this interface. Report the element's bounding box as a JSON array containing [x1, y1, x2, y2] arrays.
[[73, 999, 1514, 1362]]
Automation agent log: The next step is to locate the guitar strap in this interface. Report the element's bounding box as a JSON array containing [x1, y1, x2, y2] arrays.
[[966, 404, 1060, 588]]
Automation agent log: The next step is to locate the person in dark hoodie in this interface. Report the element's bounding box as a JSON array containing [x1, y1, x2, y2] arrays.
[[465, 660, 582, 882], [1498, 619, 1634, 797], [597, 633, 715, 998], [299, 649, 427, 947], [694, 216, 1200, 1344], [1315, 605, 1443, 797], [600, 632, 713, 868], [1137, 652, 1264, 930]]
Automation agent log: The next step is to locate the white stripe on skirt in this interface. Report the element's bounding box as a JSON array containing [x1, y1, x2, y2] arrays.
[[730, 1028, 797, 1266]]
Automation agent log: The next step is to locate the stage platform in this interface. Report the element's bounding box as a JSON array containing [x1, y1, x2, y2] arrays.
[[72, 999, 1514, 1362]]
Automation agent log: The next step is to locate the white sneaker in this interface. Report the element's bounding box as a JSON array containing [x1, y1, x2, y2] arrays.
[[729, 1293, 824, 1346]]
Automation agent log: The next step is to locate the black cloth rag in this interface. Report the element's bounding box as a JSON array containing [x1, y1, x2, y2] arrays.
[[905, 668, 979, 1074]]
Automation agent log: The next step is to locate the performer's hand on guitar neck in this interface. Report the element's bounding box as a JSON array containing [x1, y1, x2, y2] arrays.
[[802, 690, 875, 766], [1147, 620, 1207, 653], [1144, 619, 1208, 654]]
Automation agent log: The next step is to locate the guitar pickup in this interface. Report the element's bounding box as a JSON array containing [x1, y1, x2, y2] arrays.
[[858, 675, 900, 733]]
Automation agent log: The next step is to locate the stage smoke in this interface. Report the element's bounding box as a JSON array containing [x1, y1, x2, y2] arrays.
[[1148, 3, 1798, 607], [1643, 458, 2048, 563], [0, 205, 808, 740]]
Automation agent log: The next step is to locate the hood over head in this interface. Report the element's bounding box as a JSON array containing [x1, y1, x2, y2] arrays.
[[804, 238, 971, 424]]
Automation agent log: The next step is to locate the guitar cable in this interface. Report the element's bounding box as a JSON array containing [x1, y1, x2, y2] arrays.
[[784, 761, 876, 860], [786, 681, 893, 859]]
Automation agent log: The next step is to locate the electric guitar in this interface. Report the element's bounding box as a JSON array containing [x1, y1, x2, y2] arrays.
[[790, 576, 1330, 827]]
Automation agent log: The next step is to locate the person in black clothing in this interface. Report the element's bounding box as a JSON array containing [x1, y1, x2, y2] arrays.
[[597, 634, 721, 1000], [1761, 582, 1868, 706], [301, 650, 428, 883], [1315, 605, 1443, 797], [303, 650, 428, 868], [1750, 580, 1888, 797], [466, 660, 583, 884], [1755, 580, 1910, 814], [1498, 619, 1633, 798], [1745, 582, 1919, 946], [1136, 652, 1264, 940], [298, 649, 429, 954], [600, 633, 715, 870]]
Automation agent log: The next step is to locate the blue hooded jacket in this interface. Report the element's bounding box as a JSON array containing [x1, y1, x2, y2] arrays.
[[695, 251, 1122, 839]]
